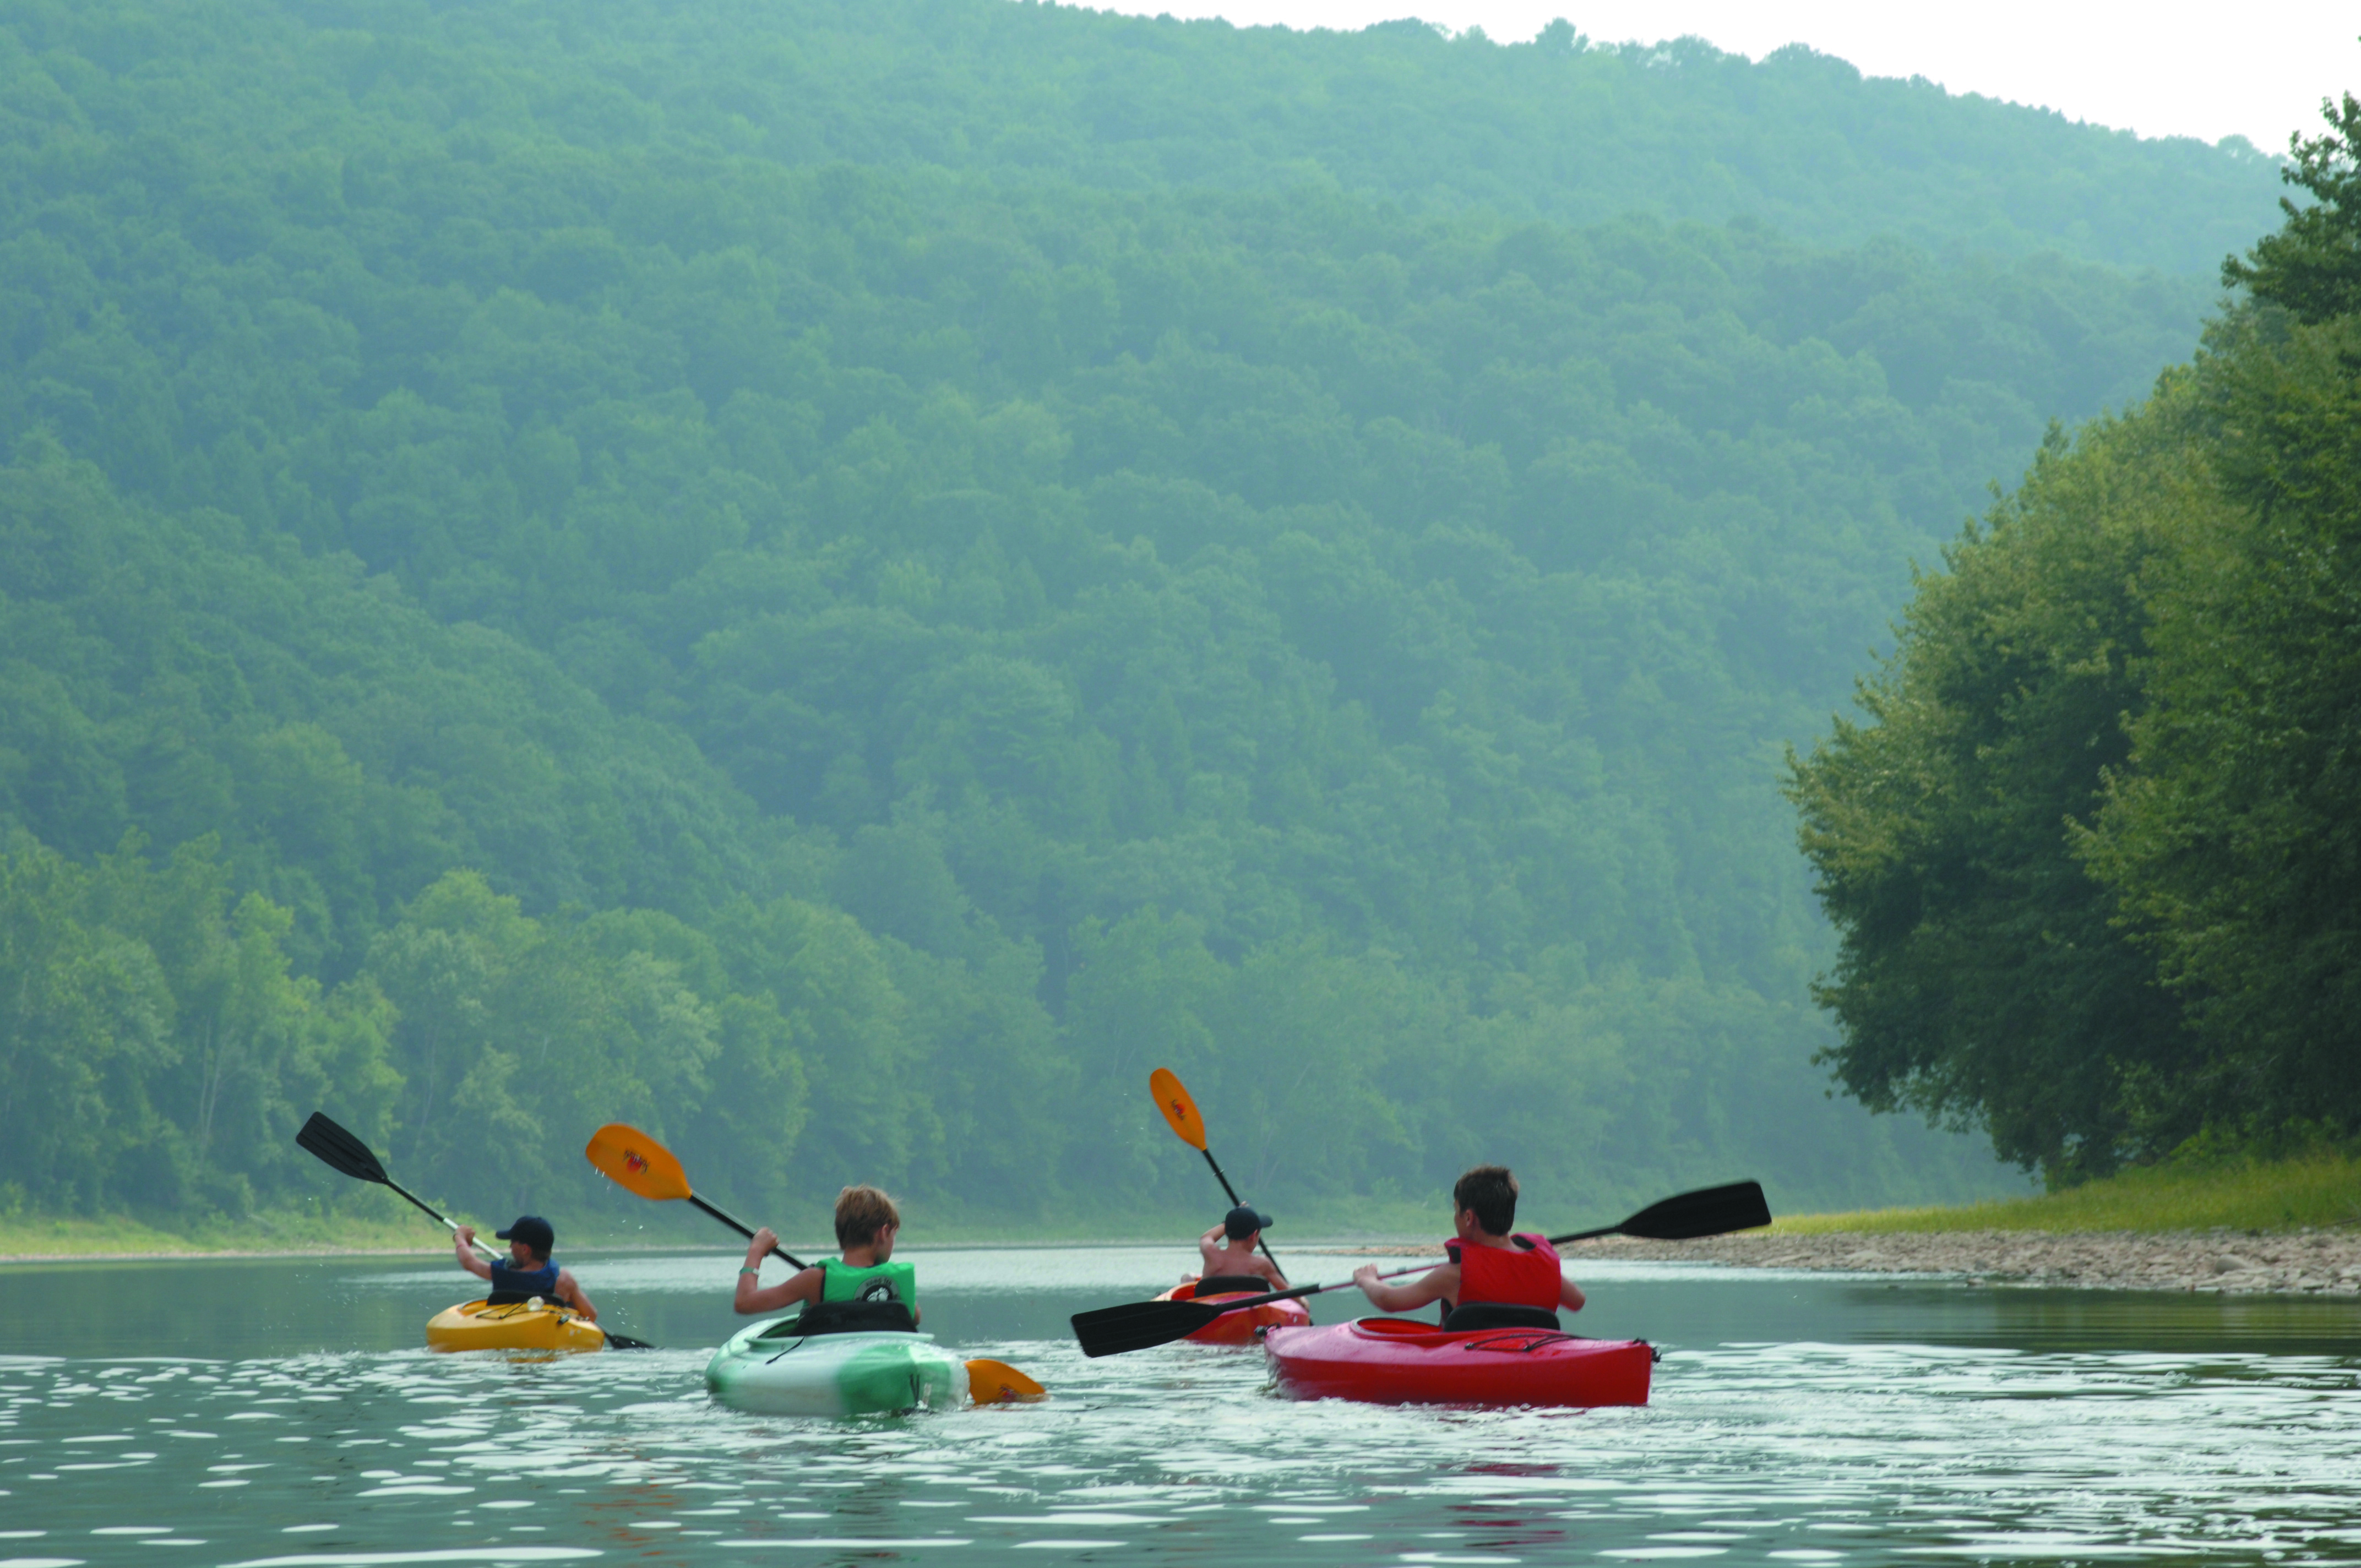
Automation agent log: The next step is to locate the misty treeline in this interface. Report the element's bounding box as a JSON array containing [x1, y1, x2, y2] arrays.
[[1792, 97, 2361, 1185], [0, 0, 2257, 1227]]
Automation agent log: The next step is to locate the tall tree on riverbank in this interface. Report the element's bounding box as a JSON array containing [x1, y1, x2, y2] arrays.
[[2081, 94, 2361, 1147], [1793, 95, 2361, 1181]]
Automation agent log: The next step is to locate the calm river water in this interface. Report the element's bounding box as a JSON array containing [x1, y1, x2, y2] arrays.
[[1, 1245, 2356, 1566]]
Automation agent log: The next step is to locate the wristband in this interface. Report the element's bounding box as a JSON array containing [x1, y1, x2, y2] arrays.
[[739, 1267, 761, 1276]]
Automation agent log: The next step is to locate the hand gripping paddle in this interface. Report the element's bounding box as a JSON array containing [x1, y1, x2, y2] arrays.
[[1149, 1068, 1286, 1281], [294, 1111, 653, 1349], [1070, 1178, 1773, 1358]]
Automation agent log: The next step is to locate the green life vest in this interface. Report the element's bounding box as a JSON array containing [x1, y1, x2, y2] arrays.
[[820, 1256, 917, 1309]]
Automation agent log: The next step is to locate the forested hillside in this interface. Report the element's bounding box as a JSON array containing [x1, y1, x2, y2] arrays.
[[0, 0, 2265, 1229], [1, 0, 2281, 272], [1791, 99, 2361, 1185]]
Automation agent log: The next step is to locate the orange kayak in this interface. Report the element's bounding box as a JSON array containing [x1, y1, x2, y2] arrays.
[[1154, 1277, 1313, 1343]]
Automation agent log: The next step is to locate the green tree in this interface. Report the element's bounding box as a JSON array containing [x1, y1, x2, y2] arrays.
[[2082, 316, 2361, 1141], [2222, 94, 2361, 323], [0, 840, 173, 1210], [1787, 404, 2208, 1178]]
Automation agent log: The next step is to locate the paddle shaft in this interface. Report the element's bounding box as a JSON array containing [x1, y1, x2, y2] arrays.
[[688, 1193, 809, 1272], [374, 1173, 501, 1261], [1196, 1147, 1287, 1279], [1089, 1197, 1764, 1337], [1074, 1178, 1771, 1357], [1549, 1223, 1622, 1244], [1199, 1219, 1623, 1310]]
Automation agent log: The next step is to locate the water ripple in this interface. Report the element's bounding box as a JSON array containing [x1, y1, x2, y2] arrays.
[[0, 1260, 2356, 1564]]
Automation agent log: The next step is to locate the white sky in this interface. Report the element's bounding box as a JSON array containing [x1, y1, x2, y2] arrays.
[[1092, 0, 2359, 153]]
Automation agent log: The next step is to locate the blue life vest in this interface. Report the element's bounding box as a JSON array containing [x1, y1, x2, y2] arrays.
[[488, 1258, 561, 1299]]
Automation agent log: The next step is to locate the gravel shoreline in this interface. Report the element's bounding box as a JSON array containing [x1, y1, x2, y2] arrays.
[[1312, 1230, 2361, 1296]]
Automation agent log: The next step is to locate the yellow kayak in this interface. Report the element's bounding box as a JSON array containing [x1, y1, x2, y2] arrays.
[[426, 1298, 606, 1354]]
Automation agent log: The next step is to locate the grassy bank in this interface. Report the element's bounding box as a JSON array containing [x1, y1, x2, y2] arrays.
[[1778, 1151, 2361, 1235], [0, 1208, 454, 1259], [20, 1157, 2349, 1259], [0, 1210, 1417, 1261]]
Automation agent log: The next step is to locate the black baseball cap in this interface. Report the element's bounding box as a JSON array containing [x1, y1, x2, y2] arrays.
[[496, 1216, 554, 1255], [1223, 1205, 1273, 1239]]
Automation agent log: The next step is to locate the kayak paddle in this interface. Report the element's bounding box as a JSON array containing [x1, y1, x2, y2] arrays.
[[583, 1123, 1045, 1404], [1070, 1178, 1772, 1358], [294, 1110, 654, 1349], [583, 1122, 808, 1269], [296, 1111, 496, 1257], [1149, 1067, 1286, 1281]]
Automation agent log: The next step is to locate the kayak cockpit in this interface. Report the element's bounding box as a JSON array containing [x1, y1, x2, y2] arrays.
[[426, 1298, 606, 1355], [753, 1298, 918, 1340]]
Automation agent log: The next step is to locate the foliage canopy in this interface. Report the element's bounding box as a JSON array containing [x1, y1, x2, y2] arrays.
[[0, 0, 2270, 1224], [1795, 99, 2361, 1181]]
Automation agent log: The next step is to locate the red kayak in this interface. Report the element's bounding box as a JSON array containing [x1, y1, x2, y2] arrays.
[[1155, 1277, 1313, 1343], [1263, 1317, 1653, 1407]]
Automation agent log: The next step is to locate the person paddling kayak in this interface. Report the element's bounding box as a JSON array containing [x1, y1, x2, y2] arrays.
[[1350, 1166, 1585, 1324], [736, 1185, 921, 1326], [1194, 1204, 1287, 1291], [454, 1215, 599, 1321]]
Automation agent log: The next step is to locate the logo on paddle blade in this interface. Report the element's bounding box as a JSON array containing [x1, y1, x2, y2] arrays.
[[627, 1151, 646, 1172]]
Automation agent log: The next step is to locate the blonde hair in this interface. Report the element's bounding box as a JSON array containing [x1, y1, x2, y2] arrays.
[[834, 1185, 901, 1248]]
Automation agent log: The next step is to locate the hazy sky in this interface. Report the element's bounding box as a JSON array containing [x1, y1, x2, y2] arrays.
[[1092, 0, 2357, 153]]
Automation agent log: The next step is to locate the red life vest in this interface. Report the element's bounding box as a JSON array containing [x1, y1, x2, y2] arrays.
[[1444, 1233, 1563, 1309]]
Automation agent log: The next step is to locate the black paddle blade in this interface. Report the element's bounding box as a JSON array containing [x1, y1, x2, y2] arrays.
[[1070, 1297, 1232, 1358], [602, 1332, 656, 1351], [296, 1112, 391, 1185], [1617, 1180, 1771, 1240]]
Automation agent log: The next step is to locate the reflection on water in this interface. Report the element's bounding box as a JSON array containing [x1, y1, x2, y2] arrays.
[[0, 1247, 2355, 1566]]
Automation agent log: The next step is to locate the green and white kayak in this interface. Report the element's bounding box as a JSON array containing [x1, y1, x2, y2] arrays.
[[706, 1318, 971, 1417]]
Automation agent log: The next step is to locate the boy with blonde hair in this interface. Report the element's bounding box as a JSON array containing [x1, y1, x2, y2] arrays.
[[736, 1185, 920, 1326]]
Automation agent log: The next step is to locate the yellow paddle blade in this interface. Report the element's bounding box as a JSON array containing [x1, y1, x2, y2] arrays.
[[966, 1358, 1046, 1404], [1148, 1067, 1207, 1151], [584, 1123, 693, 1202]]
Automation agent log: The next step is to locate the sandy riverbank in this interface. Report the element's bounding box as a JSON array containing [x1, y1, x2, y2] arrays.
[[1314, 1231, 2361, 1295]]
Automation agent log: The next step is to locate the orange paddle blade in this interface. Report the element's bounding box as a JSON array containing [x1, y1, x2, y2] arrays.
[[966, 1358, 1046, 1404], [584, 1123, 694, 1202], [1147, 1068, 1207, 1151]]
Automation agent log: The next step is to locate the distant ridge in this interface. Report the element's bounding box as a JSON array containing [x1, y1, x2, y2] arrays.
[[4, 0, 2280, 273]]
